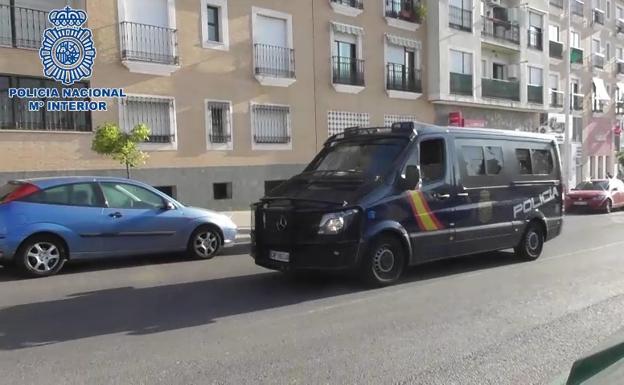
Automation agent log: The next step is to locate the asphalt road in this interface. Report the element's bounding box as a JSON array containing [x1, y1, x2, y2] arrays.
[[2, 213, 624, 385]]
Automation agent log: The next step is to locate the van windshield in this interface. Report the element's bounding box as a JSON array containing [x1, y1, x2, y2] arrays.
[[305, 138, 408, 179]]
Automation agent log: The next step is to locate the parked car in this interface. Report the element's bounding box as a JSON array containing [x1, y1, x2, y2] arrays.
[[564, 179, 624, 213], [252, 122, 563, 286], [0, 177, 237, 277]]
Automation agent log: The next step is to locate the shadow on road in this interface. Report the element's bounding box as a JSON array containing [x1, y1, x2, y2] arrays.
[[0, 250, 524, 350]]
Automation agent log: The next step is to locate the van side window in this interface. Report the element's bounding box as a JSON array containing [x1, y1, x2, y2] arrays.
[[531, 149, 554, 175], [419, 139, 445, 183], [485, 146, 504, 175], [515, 149, 533, 174], [462, 146, 485, 176]]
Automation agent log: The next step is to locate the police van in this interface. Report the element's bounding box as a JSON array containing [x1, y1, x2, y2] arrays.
[[251, 122, 563, 286]]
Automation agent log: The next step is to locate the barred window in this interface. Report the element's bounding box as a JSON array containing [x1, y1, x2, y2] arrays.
[[0, 75, 91, 132], [384, 114, 418, 127], [120, 95, 175, 144], [251, 104, 291, 144], [206, 101, 232, 145], [327, 110, 369, 136]]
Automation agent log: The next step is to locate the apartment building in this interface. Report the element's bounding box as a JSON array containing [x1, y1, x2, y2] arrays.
[[0, 0, 433, 210]]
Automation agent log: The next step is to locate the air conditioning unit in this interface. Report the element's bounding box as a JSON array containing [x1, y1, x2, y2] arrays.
[[507, 64, 520, 80]]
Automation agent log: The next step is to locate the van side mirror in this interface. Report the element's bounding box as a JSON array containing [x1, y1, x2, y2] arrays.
[[401, 165, 420, 191]]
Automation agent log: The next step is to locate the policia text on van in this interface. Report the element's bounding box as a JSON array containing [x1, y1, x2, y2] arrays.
[[251, 122, 563, 286]]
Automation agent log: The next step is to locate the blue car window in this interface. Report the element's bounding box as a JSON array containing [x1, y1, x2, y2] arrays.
[[22, 183, 100, 207], [101, 183, 164, 210]]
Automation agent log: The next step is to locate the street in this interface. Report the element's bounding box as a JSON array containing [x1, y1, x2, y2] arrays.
[[1, 213, 624, 385]]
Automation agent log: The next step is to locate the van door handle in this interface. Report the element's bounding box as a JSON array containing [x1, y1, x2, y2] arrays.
[[434, 193, 451, 200], [108, 212, 123, 218], [456, 193, 469, 197]]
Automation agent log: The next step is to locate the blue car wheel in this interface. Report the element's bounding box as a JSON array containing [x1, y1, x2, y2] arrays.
[[188, 226, 222, 260], [16, 234, 67, 277]]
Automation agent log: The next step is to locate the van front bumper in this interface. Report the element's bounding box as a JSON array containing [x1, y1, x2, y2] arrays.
[[253, 239, 363, 271]]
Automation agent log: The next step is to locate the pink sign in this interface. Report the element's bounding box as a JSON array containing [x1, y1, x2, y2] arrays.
[[464, 119, 487, 128]]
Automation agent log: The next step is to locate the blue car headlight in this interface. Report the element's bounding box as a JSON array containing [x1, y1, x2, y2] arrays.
[[318, 209, 359, 235]]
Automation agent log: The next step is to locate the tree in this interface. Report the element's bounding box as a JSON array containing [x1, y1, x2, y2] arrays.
[[91, 122, 150, 179]]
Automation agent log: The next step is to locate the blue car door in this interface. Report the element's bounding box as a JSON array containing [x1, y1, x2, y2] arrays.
[[99, 182, 187, 255]]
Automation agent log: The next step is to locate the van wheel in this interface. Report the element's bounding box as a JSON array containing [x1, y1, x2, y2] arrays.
[[188, 226, 221, 259], [514, 222, 544, 261], [361, 235, 405, 287], [16, 235, 67, 278]]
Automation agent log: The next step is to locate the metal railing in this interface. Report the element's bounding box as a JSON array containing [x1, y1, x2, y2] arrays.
[[450, 72, 473, 96], [592, 53, 605, 69], [550, 40, 563, 59], [528, 28, 543, 50], [550, 0, 564, 8], [147, 134, 176, 144], [481, 17, 520, 45], [592, 97, 605, 113], [0, 4, 49, 49], [593, 8, 605, 25], [385, 0, 421, 23], [527, 85, 543, 104], [254, 44, 295, 79], [449, 5, 472, 32], [207, 102, 231, 144], [330, 0, 364, 9], [119, 21, 179, 65], [571, 93, 584, 111], [571, 47, 584, 64], [481, 78, 520, 101], [209, 134, 231, 144], [332, 56, 365, 86], [386, 63, 422, 93], [550, 90, 564, 108], [572, 0, 584, 17], [252, 105, 291, 144]]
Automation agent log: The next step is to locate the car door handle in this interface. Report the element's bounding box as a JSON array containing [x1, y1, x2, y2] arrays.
[[108, 212, 123, 218]]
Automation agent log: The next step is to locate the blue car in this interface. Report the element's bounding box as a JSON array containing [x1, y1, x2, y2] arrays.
[[0, 177, 237, 277]]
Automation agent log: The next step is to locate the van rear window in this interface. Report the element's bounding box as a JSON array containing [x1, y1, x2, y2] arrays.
[[515, 148, 554, 175], [515, 149, 533, 174]]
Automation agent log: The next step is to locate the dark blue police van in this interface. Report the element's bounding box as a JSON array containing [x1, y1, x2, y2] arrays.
[[251, 122, 563, 286]]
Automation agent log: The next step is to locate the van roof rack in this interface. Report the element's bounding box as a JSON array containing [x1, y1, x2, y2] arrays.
[[326, 123, 418, 144]]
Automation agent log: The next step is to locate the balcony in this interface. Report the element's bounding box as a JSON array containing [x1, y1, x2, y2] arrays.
[[618, 61, 624, 75], [550, 0, 563, 8], [527, 29, 543, 50], [386, 63, 422, 99], [549, 40, 563, 59], [550, 90, 564, 108], [592, 53, 605, 69], [332, 56, 365, 93], [119, 21, 179, 76], [450, 72, 473, 96], [481, 17, 520, 46], [528, 85, 543, 104], [385, 0, 422, 31], [571, 47, 584, 65], [254, 44, 296, 87], [572, 0, 584, 17], [330, 0, 364, 17], [449, 5, 472, 32], [481, 78, 520, 101], [593, 8, 605, 25], [571, 93, 584, 111], [0, 4, 49, 49]]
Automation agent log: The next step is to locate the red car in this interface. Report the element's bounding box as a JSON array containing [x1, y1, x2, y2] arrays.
[[565, 179, 624, 213]]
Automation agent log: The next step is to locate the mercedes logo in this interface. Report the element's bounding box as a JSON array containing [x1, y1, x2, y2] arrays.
[[276, 215, 288, 231]]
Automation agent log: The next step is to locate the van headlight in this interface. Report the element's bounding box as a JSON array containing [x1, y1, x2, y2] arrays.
[[318, 209, 359, 235]]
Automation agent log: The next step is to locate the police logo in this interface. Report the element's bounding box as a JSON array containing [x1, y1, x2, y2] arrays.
[[39, 6, 96, 86]]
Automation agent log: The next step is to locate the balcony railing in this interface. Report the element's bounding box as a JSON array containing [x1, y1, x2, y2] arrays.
[[450, 72, 473, 96], [550, 0, 564, 8], [618, 61, 624, 75], [593, 8, 605, 25], [385, 0, 421, 23], [592, 53, 605, 69], [528, 29, 543, 50], [0, 4, 49, 49], [386, 63, 422, 93], [571, 47, 584, 64], [482, 78, 520, 101], [330, 0, 364, 10], [449, 5, 472, 32], [550, 90, 564, 108], [549, 40, 563, 59], [119, 21, 179, 65], [481, 17, 520, 45], [332, 56, 365, 86], [209, 133, 232, 144], [572, 93, 584, 111], [592, 98, 605, 113], [528, 85, 543, 104], [572, 0, 584, 17], [254, 44, 295, 79]]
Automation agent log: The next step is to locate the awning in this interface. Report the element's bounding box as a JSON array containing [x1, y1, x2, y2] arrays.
[[331, 22, 364, 36], [593, 77, 611, 101], [385, 34, 421, 50]]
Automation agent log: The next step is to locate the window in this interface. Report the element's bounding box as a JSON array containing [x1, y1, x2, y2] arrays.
[[618, 5, 624, 19], [450, 50, 473, 74], [593, 38, 602, 54], [420, 139, 446, 182], [482, 59, 487, 78], [606, 42, 611, 60], [532, 149, 554, 174], [617, 47, 624, 61], [449, 0, 472, 32], [253, 7, 294, 81], [328, 110, 370, 136], [0, 75, 91, 132], [492, 63, 505, 80], [528, 67, 543, 86], [485, 146, 504, 174], [264, 180, 286, 195], [549, 74, 559, 90], [516, 149, 533, 174], [598, 155, 604, 178], [213, 182, 232, 200], [549, 24, 560, 41], [463, 146, 486, 176], [201, 0, 229, 49], [23, 183, 101, 207], [101, 183, 165, 210], [251, 104, 291, 146], [528, 12, 543, 50], [120, 95, 176, 147], [206, 100, 232, 148], [571, 31, 580, 48]]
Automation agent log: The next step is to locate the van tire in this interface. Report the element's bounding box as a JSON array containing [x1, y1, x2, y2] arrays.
[[514, 222, 545, 261], [361, 235, 405, 287], [16, 235, 67, 278]]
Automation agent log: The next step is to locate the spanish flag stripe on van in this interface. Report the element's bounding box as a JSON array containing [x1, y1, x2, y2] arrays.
[[406, 191, 444, 231]]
